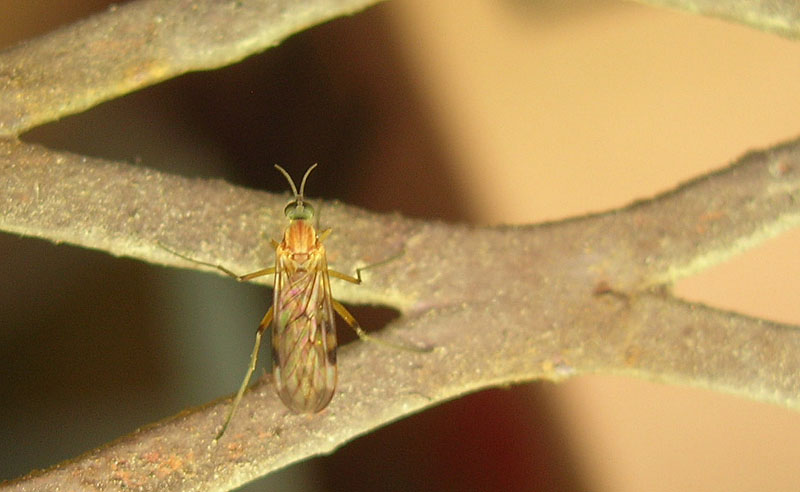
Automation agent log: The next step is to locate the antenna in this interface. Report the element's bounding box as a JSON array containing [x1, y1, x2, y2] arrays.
[[274, 165, 299, 197], [298, 163, 317, 199], [273, 163, 317, 200]]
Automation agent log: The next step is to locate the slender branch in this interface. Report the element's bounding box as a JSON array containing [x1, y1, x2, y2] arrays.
[[2, 133, 800, 490], [0, 0, 384, 136], [6, 292, 798, 492], [2, 0, 797, 138], [577, 137, 800, 290], [0, 138, 420, 305], [606, 294, 800, 404], [632, 0, 800, 40]]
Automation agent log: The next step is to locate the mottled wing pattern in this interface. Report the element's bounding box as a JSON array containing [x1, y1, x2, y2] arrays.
[[271, 251, 337, 413]]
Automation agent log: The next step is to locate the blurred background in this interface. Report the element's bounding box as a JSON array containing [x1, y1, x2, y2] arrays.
[[2, 0, 800, 490]]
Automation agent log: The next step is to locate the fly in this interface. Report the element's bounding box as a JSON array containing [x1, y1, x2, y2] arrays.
[[159, 164, 427, 442]]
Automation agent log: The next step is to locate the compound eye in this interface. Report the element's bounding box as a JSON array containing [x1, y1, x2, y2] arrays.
[[301, 203, 314, 219], [283, 201, 298, 217], [284, 201, 314, 220]]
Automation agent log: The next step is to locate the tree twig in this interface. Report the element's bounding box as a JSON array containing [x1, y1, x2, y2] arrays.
[[2, 132, 800, 491], [632, 0, 800, 40], [0, 0, 385, 136], [3, 0, 798, 138]]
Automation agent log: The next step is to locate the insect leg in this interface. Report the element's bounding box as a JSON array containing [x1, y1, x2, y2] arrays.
[[214, 305, 274, 442], [331, 299, 430, 353], [327, 269, 361, 284], [327, 249, 405, 285], [157, 241, 275, 281]]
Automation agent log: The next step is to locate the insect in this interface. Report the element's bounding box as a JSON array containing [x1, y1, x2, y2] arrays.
[[160, 164, 426, 442]]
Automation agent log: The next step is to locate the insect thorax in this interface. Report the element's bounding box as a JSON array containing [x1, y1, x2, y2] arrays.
[[281, 219, 320, 255]]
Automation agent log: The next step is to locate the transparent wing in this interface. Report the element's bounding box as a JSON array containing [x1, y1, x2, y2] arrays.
[[271, 251, 337, 413]]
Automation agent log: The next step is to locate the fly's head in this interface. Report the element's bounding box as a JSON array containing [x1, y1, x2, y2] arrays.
[[275, 163, 317, 224], [283, 199, 314, 222], [276, 164, 320, 255]]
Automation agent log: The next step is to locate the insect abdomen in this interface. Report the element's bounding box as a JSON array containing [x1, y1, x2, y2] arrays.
[[272, 275, 337, 413]]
